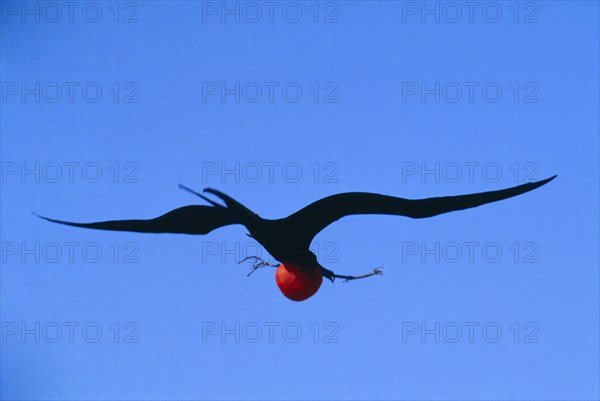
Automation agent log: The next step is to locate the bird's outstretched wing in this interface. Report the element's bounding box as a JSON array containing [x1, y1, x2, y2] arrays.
[[282, 176, 556, 248], [36, 205, 237, 235]]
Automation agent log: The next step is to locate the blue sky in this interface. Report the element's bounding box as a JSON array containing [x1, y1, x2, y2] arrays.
[[1, 1, 599, 400]]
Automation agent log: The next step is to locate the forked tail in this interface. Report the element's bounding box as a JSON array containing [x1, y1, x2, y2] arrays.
[[179, 185, 261, 228]]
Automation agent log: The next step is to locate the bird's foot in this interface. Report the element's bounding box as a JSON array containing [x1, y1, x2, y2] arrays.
[[238, 256, 279, 278], [320, 267, 383, 283]]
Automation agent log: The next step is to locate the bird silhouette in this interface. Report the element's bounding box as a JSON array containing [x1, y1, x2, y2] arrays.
[[37, 175, 556, 301]]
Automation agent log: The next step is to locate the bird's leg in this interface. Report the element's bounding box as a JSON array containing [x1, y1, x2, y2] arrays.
[[320, 266, 383, 283], [238, 256, 279, 277], [238, 256, 278, 266]]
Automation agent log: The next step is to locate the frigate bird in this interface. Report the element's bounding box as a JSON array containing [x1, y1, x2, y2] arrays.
[[37, 175, 556, 301]]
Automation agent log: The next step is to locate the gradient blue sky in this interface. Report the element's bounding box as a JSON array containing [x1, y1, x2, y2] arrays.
[[1, 1, 599, 400]]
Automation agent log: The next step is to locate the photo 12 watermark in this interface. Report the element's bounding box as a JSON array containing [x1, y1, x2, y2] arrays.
[[399, 241, 540, 265], [201, 161, 340, 184], [1, 162, 140, 184], [201, 241, 339, 264], [1, 2, 140, 24], [401, 161, 541, 184], [398, 2, 539, 24], [201, 321, 339, 343], [400, 81, 539, 104], [401, 321, 540, 343], [201, 81, 340, 104], [1, 81, 140, 104], [199, 1, 339, 24], [1, 321, 140, 344], [1, 241, 140, 265]]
